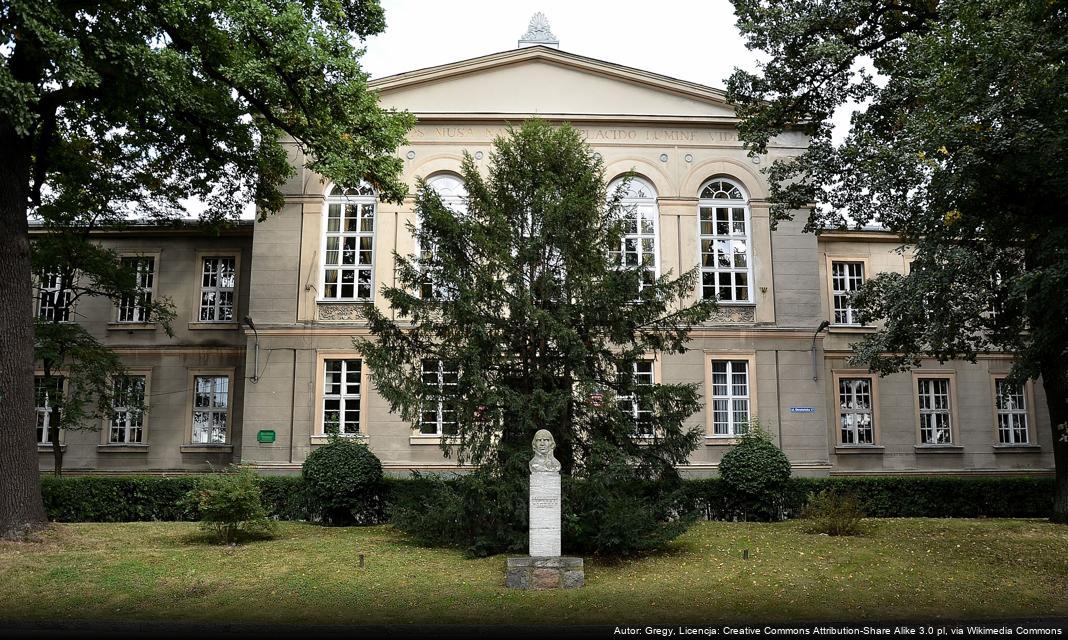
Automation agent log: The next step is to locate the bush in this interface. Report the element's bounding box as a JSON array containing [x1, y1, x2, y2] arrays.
[[42, 476, 200, 522], [180, 466, 275, 544], [801, 488, 865, 535], [301, 436, 385, 525], [717, 422, 792, 521]]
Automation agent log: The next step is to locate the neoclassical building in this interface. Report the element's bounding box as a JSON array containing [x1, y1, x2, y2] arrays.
[[33, 29, 1054, 477]]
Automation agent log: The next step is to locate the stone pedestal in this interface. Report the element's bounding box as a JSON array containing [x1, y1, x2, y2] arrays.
[[529, 470, 561, 557], [506, 556, 584, 589]]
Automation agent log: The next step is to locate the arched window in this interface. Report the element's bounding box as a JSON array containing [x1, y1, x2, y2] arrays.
[[609, 176, 659, 291], [698, 178, 752, 302], [419, 174, 468, 299], [321, 182, 377, 300]]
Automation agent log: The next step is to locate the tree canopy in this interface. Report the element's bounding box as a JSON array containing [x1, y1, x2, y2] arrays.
[[726, 0, 1068, 520], [358, 120, 716, 554], [0, 0, 412, 538]]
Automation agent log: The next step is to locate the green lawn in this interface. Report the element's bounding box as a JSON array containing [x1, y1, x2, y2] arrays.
[[0, 519, 1065, 624]]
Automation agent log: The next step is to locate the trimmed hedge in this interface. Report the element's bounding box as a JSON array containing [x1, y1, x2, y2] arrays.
[[40, 474, 1055, 523]]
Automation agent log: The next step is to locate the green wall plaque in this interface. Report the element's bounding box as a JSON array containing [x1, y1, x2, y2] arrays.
[[257, 430, 276, 444]]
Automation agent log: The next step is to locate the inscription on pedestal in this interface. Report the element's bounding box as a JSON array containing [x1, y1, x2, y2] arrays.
[[529, 471, 561, 557]]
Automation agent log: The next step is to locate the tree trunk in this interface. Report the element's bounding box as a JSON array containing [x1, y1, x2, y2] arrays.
[[0, 121, 47, 539], [1041, 363, 1068, 523]]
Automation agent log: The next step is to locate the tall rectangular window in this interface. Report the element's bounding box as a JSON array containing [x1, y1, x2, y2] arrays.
[[917, 377, 953, 444], [323, 359, 362, 435], [699, 180, 751, 303], [420, 359, 458, 436], [618, 360, 655, 436], [831, 261, 864, 325], [117, 257, 155, 323], [110, 375, 146, 444], [198, 257, 236, 322], [35, 376, 64, 444], [995, 378, 1029, 445], [192, 375, 229, 443], [710, 360, 750, 436], [839, 377, 874, 445], [37, 270, 72, 322], [322, 202, 375, 300]]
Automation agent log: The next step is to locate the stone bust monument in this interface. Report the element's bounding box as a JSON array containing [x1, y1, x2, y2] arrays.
[[529, 429, 562, 472]]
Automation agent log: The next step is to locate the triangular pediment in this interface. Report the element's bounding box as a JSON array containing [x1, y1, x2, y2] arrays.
[[370, 47, 736, 121]]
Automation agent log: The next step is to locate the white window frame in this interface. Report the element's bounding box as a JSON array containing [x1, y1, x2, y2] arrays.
[[419, 174, 467, 300], [994, 377, 1030, 445], [831, 260, 865, 326], [190, 373, 231, 444], [34, 374, 65, 445], [320, 183, 377, 302], [36, 269, 73, 322], [618, 359, 656, 437], [838, 376, 875, 445], [109, 374, 147, 444], [197, 256, 237, 322], [916, 376, 954, 445], [609, 177, 660, 293], [706, 357, 753, 437], [419, 358, 459, 436], [116, 255, 157, 323], [321, 357, 363, 436], [698, 178, 753, 304]]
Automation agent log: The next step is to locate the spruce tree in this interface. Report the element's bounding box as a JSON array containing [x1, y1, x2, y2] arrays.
[[358, 120, 716, 554]]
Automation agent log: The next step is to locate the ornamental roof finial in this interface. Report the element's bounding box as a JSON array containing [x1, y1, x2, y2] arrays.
[[518, 12, 559, 49]]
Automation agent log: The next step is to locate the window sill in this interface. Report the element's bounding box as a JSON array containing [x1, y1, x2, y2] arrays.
[[310, 434, 367, 445], [828, 325, 875, 334], [705, 436, 742, 446], [188, 322, 240, 331], [315, 300, 374, 305], [835, 445, 885, 454], [992, 444, 1042, 453], [914, 445, 964, 453], [180, 444, 233, 453], [107, 322, 156, 331], [409, 435, 460, 446], [98, 444, 149, 453], [37, 444, 65, 452], [711, 302, 756, 308]]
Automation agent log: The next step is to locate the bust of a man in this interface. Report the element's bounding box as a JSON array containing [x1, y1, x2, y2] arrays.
[[529, 429, 562, 473]]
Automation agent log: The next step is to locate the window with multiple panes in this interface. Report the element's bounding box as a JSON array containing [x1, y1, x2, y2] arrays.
[[699, 179, 751, 302], [110, 375, 146, 444], [322, 359, 362, 435], [618, 360, 655, 436], [191, 375, 229, 443], [420, 359, 458, 436], [117, 256, 155, 322], [420, 175, 467, 300], [34, 376, 63, 444], [36, 270, 72, 322], [322, 184, 376, 300], [995, 378, 1029, 445], [917, 377, 953, 444], [609, 178, 659, 292], [198, 257, 236, 322], [831, 261, 865, 325], [710, 360, 750, 436], [838, 377, 874, 445]]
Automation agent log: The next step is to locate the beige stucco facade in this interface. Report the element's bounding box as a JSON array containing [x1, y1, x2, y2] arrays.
[[36, 46, 1053, 477]]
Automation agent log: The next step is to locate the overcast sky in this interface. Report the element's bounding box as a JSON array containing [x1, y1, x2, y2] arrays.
[[360, 0, 762, 89]]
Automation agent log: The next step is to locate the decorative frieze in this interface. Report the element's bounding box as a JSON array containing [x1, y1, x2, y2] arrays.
[[317, 303, 366, 322], [707, 305, 756, 324]]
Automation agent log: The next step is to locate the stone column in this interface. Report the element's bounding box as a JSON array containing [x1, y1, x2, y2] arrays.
[[529, 470, 561, 557]]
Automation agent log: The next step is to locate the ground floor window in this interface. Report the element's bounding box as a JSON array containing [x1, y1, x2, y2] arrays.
[[838, 377, 874, 445], [35, 376, 64, 444], [192, 375, 229, 443], [710, 360, 749, 436], [618, 360, 655, 436], [917, 377, 953, 444], [420, 359, 458, 436], [995, 378, 1029, 445], [323, 358, 362, 435], [110, 375, 146, 444]]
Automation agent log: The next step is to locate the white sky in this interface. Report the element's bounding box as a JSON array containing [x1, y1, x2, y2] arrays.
[[360, 0, 762, 88]]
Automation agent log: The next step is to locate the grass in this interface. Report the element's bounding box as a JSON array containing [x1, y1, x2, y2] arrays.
[[1, 519, 1066, 624]]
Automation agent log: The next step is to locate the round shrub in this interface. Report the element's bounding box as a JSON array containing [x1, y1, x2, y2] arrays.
[[718, 422, 792, 521], [302, 437, 385, 525]]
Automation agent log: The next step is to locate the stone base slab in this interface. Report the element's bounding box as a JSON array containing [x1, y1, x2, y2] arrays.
[[506, 556, 584, 589]]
